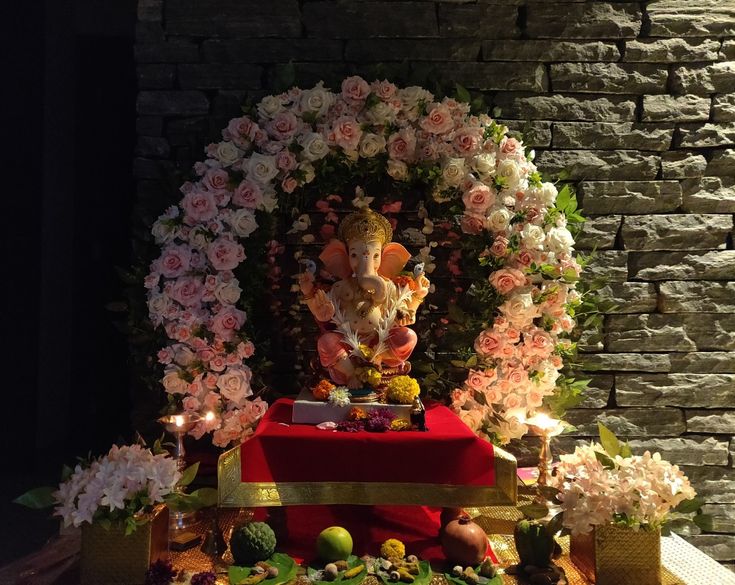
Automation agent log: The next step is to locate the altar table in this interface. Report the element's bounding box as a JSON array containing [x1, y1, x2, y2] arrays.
[[218, 398, 517, 508]]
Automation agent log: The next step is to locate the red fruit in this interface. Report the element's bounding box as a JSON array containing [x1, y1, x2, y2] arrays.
[[441, 515, 488, 567]]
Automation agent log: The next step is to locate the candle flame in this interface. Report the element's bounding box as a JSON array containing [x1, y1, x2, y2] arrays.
[[174, 415, 184, 427], [526, 412, 563, 435], [205, 411, 215, 422]]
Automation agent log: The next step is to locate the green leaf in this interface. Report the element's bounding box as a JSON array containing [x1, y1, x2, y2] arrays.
[[674, 497, 704, 514], [597, 422, 621, 458], [619, 443, 633, 458], [178, 462, 199, 487], [692, 513, 714, 531], [594, 450, 616, 470], [13, 486, 55, 509], [546, 511, 565, 536], [189, 487, 219, 508], [228, 565, 252, 585], [454, 83, 471, 104]]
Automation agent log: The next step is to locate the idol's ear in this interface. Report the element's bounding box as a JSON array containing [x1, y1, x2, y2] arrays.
[[319, 240, 352, 280], [379, 242, 411, 279]]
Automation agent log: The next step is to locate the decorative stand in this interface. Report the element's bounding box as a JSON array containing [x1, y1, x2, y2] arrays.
[[159, 413, 201, 530]]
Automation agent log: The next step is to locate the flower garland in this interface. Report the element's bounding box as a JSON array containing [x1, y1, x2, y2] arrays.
[[146, 76, 583, 447]]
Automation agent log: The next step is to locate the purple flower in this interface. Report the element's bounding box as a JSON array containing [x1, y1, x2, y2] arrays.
[[337, 420, 365, 432], [365, 408, 396, 432], [145, 559, 176, 585], [191, 571, 217, 585]]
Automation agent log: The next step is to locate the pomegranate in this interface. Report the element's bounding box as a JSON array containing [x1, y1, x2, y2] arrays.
[[441, 515, 488, 566]]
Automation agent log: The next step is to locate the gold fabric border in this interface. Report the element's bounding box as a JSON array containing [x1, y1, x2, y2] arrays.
[[218, 442, 517, 507]]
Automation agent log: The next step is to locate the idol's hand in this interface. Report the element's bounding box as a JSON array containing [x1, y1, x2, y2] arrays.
[[298, 272, 315, 297], [414, 274, 430, 299], [313, 289, 335, 322]]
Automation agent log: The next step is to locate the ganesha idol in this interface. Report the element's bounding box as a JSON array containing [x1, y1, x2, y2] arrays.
[[299, 207, 430, 396]]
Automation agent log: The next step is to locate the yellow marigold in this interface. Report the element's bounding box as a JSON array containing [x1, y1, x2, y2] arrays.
[[358, 344, 374, 359], [380, 538, 406, 560], [356, 367, 382, 387], [312, 379, 335, 401], [386, 376, 420, 405], [391, 419, 411, 431], [348, 407, 368, 421]]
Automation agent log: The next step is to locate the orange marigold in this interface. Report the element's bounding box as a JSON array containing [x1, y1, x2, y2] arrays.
[[312, 379, 335, 400], [348, 407, 368, 421], [393, 275, 418, 290]]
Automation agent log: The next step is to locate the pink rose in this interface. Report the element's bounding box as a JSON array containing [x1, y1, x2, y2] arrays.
[[232, 179, 264, 209], [237, 341, 255, 358], [527, 390, 544, 408], [381, 201, 402, 214], [505, 367, 528, 387], [474, 329, 504, 357], [182, 190, 218, 223], [489, 268, 527, 295], [197, 347, 215, 362], [227, 116, 256, 140], [387, 128, 416, 161], [209, 355, 227, 371], [276, 150, 298, 172], [157, 348, 173, 364], [460, 213, 484, 235], [249, 396, 268, 420], [203, 168, 230, 191], [420, 104, 454, 135], [462, 183, 495, 213], [499, 136, 522, 159], [207, 237, 245, 271], [341, 75, 370, 103], [210, 305, 246, 342], [525, 329, 553, 357], [267, 111, 299, 141], [183, 396, 201, 412], [170, 276, 204, 307], [490, 236, 509, 257], [158, 244, 192, 278], [331, 116, 362, 151], [281, 175, 298, 194], [216, 365, 253, 404], [453, 128, 482, 156], [371, 79, 397, 101]]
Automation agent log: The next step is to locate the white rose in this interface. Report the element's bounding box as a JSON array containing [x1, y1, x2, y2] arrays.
[[245, 152, 279, 184], [151, 219, 178, 244], [216, 366, 253, 404], [472, 153, 496, 177], [257, 95, 284, 119], [174, 345, 195, 367], [147, 293, 172, 318], [214, 280, 242, 305], [500, 290, 538, 326], [539, 182, 558, 206], [521, 223, 545, 249], [189, 226, 210, 250], [364, 101, 396, 126], [299, 84, 335, 118], [442, 157, 466, 187], [546, 226, 574, 255], [299, 162, 316, 184], [261, 189, 278, 213], [387, 159, 409, 181], [299, 132, 330, 161], [215, 141, 240, 166], [228, 208, 258, 238], [486, 206, 511, 232], [162, 367, 188, 394], [358, 133, 386, 158], [497, 158, 522, 190]]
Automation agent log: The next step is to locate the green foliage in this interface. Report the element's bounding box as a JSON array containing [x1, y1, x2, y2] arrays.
[[13, 487, 55, 510]]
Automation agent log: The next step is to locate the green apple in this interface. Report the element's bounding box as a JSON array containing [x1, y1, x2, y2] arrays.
[[316, 526, 354, 562]]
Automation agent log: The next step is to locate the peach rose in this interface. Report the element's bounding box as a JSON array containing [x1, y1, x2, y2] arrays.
[[460, 213, 484, 235], [331, 116, 362, 151], [474, 329, 504, 357], [341, 75, 370, 103], [387, 128, 416, 161], [489, 268, 527, 295], [462, 183, 495, 213]]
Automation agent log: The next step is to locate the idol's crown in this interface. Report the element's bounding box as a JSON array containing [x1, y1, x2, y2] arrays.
[[338, 207, 393, 246]]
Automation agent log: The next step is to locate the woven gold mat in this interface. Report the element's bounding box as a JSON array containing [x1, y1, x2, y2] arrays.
[[171, 505, 684, 585]]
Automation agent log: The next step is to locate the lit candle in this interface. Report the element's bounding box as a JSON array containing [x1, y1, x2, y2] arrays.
[[526, 412, 564, 436], [174, 414, 184, 428], [205, 411, 215, 422]]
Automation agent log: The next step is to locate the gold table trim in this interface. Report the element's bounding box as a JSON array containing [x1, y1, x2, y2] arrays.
[[218, 442, 517, 507]]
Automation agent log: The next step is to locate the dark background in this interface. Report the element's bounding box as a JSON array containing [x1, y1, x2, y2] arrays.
[[3, 0, 138, 563]]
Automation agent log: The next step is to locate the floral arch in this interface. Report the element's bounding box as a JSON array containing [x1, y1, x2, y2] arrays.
[[146, 76, 584, 448]]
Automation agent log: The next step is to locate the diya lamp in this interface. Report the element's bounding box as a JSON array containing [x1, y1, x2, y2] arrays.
[[525, 412, 564, 488], [158, 411, 214, 530]]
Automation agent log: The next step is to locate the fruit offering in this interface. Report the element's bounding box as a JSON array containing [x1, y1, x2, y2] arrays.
[[444, 558, 500, 585], [374, 540, 432, 585], [307, 556, 367, 585], [230, 522, 277, 566], [316, 526, 354, 562], [441, 515, 488, 567], [228, 553, 298, 585]]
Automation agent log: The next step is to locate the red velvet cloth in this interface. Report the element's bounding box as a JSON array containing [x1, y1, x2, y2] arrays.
[[241, 399, 495, 486]]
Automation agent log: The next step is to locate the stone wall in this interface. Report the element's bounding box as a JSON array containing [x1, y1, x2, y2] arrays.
[[134, 0, 735, 566]]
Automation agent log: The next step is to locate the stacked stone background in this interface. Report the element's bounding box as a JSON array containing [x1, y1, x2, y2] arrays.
[[133, 0, 735, 567]]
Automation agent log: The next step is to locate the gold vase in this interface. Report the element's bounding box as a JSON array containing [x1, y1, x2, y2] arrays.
[[81, 505, 169, 585], [570, 524, 661, 585]]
